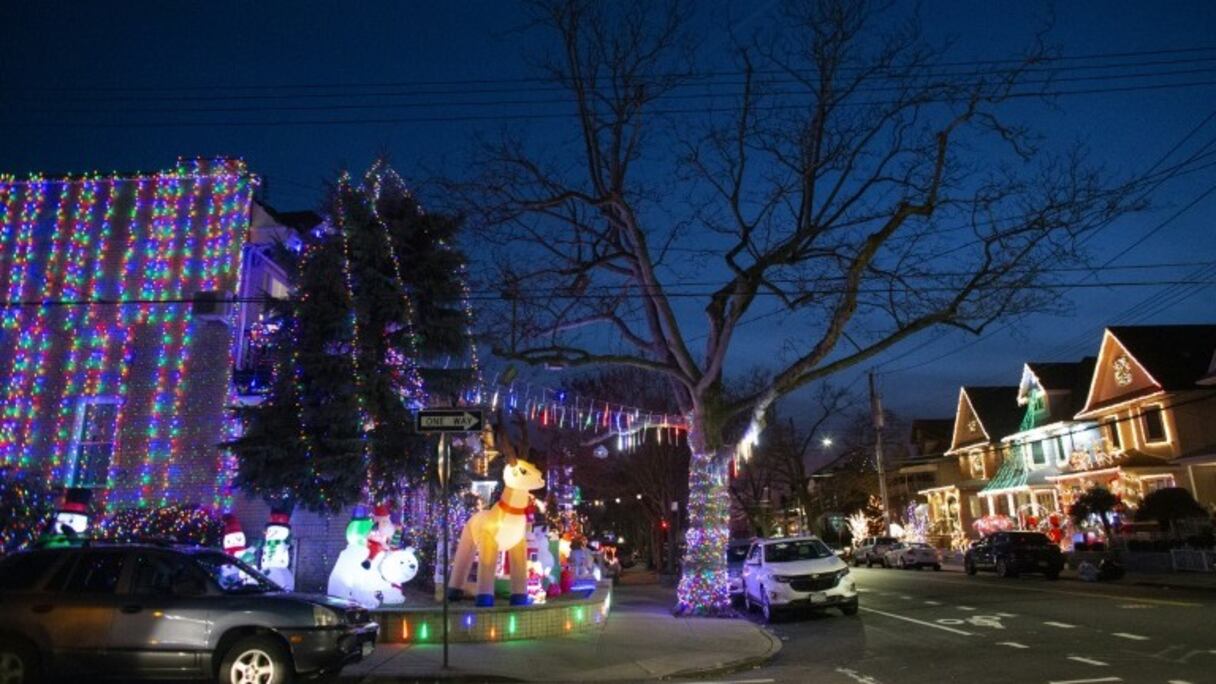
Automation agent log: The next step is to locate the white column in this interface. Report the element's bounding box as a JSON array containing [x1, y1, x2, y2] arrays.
[[986, 496, 995, 516], [1006, 493, 1016, 518]]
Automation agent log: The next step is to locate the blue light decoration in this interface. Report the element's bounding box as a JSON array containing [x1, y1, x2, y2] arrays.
[[0, 159, 256, 510]]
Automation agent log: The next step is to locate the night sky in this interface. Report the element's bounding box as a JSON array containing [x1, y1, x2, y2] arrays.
[[3, 1, 1215, 448]]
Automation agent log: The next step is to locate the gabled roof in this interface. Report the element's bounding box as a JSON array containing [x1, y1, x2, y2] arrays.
[[1020, 357, 1097, 424], [949, 386, 1021, 452], [1107, 325, 1216, 390], [964, 386, 1023, 440]]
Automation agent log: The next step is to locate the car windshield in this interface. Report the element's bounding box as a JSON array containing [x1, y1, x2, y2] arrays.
[[876, 537, 898, 545], [909, 543, 933, 549], [727, 545, 751, 563], [764, 539, 833, 563], [1006, 533, 1050, 546], [192, 551, 280, 594]]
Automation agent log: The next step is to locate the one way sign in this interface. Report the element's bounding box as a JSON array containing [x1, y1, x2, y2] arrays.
[[416, 408, 484, 433]]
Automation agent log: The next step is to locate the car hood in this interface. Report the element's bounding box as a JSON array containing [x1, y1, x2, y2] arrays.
[[280, 592, 364, 611], [766, 556, 847, 574]]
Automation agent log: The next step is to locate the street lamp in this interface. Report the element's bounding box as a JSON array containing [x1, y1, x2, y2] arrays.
[[821, 437, 833, 448]]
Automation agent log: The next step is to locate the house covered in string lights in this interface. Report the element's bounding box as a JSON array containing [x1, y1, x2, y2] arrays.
[[0, 157, 301, 511]]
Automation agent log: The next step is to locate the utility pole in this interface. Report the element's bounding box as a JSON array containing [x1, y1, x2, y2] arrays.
[[869, 371, 890, 535]]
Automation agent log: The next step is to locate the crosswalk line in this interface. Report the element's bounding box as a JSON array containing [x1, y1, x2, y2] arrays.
[[1111, 632, 1148, 641]]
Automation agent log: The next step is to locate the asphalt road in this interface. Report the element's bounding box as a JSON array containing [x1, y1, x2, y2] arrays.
[[714, 566, 1216, 684]]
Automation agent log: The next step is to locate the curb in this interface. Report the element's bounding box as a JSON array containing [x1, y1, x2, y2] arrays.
[[661, 624, 783, 681]]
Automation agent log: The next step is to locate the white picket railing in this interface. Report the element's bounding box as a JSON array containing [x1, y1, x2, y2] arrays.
[[1169, 548, 1216, 572]]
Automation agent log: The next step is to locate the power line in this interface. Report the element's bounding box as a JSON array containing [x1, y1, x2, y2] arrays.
[[5, 79, 1216, 129], [10, 59, 1216, 109], [8, 277, 1216, 310], [9, 45, 1216, 95]]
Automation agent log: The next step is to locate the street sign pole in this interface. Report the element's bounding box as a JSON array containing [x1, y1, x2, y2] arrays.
[[439, 432, 450, 669], [415, 407, 483, 670]]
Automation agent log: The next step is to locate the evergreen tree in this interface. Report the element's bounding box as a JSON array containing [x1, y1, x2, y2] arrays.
[[229, 160, 477, 511]]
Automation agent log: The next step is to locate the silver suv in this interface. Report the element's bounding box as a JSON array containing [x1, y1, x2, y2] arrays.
[[853, 536, 899, 567], [0, 543, 378, 683]]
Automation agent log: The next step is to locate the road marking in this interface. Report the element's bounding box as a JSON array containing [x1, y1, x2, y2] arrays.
[[996, 612, 1017, 617], [1048, 678, 1121, 684], [957, 605, 976, 611], [695, 680, 775, 684], [835, 667, 882, 684], [1044, 621, 1077, 628], [966, 615, 1006, 629], [900, 595, 913, 600], [1117, 603, 1154, 609], [924, 600, 942, 605], [1111, 632, 1149, 641], [859, 606, 974, 636], [1067, 656, 1110, 666], [1168, 680, 1195, 684], [856, 588, 872, 593], [998, 641, 1029, 649], [895, 574, 1200, 607]]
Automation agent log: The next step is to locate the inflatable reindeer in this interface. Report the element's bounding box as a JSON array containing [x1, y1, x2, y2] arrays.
[[449, 411, 545, 606]]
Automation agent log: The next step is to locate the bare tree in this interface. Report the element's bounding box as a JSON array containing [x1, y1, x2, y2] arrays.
[[454, 0, 1145, 614]]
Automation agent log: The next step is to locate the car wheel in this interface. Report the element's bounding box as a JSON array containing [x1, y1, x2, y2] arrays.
[[933, 564, 942, 572], [0, 638, 39, 684], [964, 559, 977, 576], [996, 558, 1017, 578], [866, 556, 874, 568], [761, 590, 776, 624], [840, 599, 859, 616], [218, 635, 293, 684]]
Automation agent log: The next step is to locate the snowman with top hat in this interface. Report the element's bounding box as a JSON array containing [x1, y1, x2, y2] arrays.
[[259, 509, 295, 591], [41, 487, 92, 547], [221, 513, 257, 565]]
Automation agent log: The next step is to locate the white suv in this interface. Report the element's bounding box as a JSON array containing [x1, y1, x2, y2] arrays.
[[741, 536, 858, 623]]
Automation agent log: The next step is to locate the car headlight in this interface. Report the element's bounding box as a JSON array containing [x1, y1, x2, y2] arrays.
[[772, 575, 793, 583], [834, 567, 850, 579], [313, 605, 342, 627]]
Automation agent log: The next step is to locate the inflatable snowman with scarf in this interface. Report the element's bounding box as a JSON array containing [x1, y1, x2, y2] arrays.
[[259, 510, 295, 591]]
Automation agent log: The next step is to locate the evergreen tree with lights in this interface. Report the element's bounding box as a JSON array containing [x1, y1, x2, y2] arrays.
[[229, 160, 477, 512]]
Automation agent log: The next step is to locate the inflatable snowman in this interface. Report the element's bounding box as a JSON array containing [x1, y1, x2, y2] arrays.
[[40, 488, 91, 548], [327, 505, 420, 607], [259, 509, 295, 591], [221, 514, 257, 565]]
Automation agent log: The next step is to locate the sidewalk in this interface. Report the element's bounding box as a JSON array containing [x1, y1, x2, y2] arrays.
[[343, 582, 781, 682]]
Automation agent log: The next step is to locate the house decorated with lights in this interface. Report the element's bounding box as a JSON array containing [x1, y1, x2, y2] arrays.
[[979, 358, 1097, 530], [923, 386, 1022, 543], [1059, 325, 1216, 514], [0, 158, 297, 511]]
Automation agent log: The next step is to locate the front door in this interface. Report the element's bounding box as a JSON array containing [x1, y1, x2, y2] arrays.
[[107, 551, 212, 677]]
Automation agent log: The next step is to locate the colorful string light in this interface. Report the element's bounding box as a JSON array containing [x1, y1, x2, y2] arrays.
[[0, 161, 256, 510]]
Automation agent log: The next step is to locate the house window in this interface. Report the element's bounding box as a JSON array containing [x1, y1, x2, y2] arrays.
[[1056, 437, 1070, 466], [968, 451, 985, 479], [968, 496, 982, 519], [67, 397, 121, 488], [1141, 405, 1167, 443], [1104, 418, 1121, 449], [1030, 440, 1046, 466]]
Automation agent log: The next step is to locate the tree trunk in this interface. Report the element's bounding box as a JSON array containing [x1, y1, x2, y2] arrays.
[[674, 418, 733, 616]]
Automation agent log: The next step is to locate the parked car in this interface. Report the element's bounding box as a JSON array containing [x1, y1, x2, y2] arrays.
[[741, 536, 858, 623], [881, 542, 942, 570], [726, 539, 752, 601], [0, 543, 379, 683], [853, 536, 899, 567], [964, 531, 1064, 579]]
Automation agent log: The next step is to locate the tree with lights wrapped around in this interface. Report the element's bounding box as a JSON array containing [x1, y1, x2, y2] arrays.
[[455, 1, 1150, 615], [229, 160, 478, 512]]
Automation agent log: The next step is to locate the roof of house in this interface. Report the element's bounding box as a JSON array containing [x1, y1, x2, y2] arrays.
[[261, 204, 324, 232], [1109, 325, 1216, 390], [1025, 356, 1097, 423], [963, 386, 1023, 441], [908, 418, 954, 459]]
